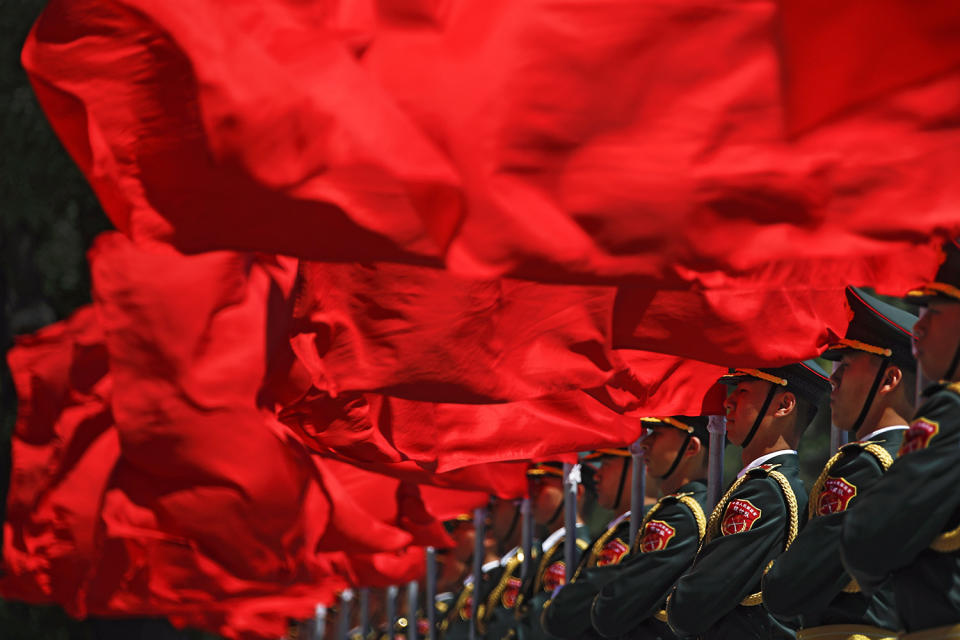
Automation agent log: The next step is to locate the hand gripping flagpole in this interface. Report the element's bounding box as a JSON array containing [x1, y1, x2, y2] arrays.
[[468, 505, 487, 640], [707, 415, 727, 512], [336, 589, 354, 640], [407, 580, 419, 640], [628, 431, 650, 545], [563, 462, 580, 582], [425, 546, 437, 640], [359, 588, 371, 638], [386, 585, 399, 640]]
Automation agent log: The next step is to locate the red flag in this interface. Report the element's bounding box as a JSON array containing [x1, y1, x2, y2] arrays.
[[778, 0, 960, 133], [23, 0, 960, 283]]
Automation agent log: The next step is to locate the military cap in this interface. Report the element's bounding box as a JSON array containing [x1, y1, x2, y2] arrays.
[[526, 461, 565, 478], [639, 415, 711, 447], [720, 359, 831, 403], [822, 286, 917, 371], [906, 238, 960, 304], [583, 447, 631, 461]]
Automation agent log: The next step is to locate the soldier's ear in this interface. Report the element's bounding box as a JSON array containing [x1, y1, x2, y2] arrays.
[[773, 390, 797, 417], [685, 436, 702, 457], [880, 364, 902, 393]]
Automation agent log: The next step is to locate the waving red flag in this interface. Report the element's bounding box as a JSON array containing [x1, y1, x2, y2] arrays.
[[23, 0, 960, 283]]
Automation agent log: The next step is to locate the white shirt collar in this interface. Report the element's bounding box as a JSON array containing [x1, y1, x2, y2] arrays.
[[737, 449, 797, 478], [607, 510, 631, 530], [858, 425, 908, 443], [541, 526, 567, 552], [500, 546, 522, 566]]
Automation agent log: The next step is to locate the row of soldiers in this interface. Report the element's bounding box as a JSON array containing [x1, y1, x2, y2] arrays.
[[353, 239, 960, 640]]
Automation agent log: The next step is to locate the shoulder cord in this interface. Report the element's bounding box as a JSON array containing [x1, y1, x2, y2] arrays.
[[484, 552, 525, 621]]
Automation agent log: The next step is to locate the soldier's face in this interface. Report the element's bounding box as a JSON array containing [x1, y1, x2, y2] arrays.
[[489, 498, 521, 541], [913, 300, 960, 380], [448, 521, 476, 562], [530, 476, 565, 526], [640, 425, 690, 477], [830, 351, 885, 431], [593, 455, 631, 511], [723, 380, 776, 446]]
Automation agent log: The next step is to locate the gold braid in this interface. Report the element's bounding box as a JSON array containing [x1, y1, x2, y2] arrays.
[[485, 552, 524, 620], [705, 468, 798, 607], [932, 525, 960, 553]]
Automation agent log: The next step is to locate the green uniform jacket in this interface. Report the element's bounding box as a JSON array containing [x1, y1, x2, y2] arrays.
[[763, 429, 905, 629], [514, 524, 590, 640], [481, 545, 535, 640], [842, 382, 960, 632], [591, 480, 708, 640], [668, 452, 807, 639], [540, 511, 632, 640], [443, 561, 505, 640]]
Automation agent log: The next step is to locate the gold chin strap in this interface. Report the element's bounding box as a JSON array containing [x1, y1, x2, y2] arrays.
[[826, 338, 893, 358]]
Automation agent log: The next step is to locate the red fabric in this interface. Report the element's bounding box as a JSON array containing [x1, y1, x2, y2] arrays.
[[0, 307, 113, 615], [778, 0, 960, 133], [613, 252, 944, 366], [418, 486, 490, 522], [22, 0, 960, 283], [346, 547, 427, 589], [291, 261, 617, 403]]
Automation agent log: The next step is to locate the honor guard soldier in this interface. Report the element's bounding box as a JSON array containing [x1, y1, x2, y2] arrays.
[[668, 360, 831, 639], [443, 511, 504, 640], [763, 287, 917, 639], [539, 444, 634, 640], [842, 239, 960, 639], [591, 416, 713, 640], [480, 495, 531, 640], [512, 462, 590, 640]]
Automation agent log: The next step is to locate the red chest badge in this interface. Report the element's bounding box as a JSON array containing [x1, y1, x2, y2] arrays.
[[639, 520, 677, 553], [460, 595, 473, 620], [597, 538, 629, 566], [721, 499, 762, 535], [501, 577, 522, 608], [817, 476, 858, 515], [418, 619, 431, 635], [899, 418, 939, 456], [542, 561, 566, 591]]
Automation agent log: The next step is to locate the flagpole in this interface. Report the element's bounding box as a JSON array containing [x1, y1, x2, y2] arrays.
[[407, 580, 419, 640], [386, 585, 399, 640], [337, 590, 354, 640], [562, 462, 579, 582], [468, 505, 487, 640], [629, 436, 648, 545], [707, 415, 727, 512], [520, 494, 533, 582], [359, 588, 371, 638], [312, 604, 327, 640], [425, 546, 437, 640]]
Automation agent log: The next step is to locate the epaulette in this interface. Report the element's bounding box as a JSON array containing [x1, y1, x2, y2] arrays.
[[705, 465, 798, 607], [633, 492, 706, 552]]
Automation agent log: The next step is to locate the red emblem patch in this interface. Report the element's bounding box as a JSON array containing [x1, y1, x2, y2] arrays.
[[721, 499, 762, 535], [542, 561, 566, 592], [501, 577, 522, 608], [817, 476, 858, 515], [597, 538, 629, 566], [460, 595, 473, 621], [639, 520, 677, 553], [418, 619, 431, 635], [899, 418, 939, 456]]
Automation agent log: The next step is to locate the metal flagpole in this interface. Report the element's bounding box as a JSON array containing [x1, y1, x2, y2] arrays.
[[337, 590, 354, 640], [386, 585, 399, 640], [562, 462, 580, 582], [468, 506, 487, 640], [520, 495, 533, 582], [425, 546, 437, 640], [628, 434, 649, 545], [707, 415, 727, 512], [359, 588, 371, 638], [311, 604, 327, 640], [407, 581, 419, 640]]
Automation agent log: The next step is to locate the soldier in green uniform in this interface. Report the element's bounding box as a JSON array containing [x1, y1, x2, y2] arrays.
[[479, 495, 531, 640], [590, 416, 713, 640], [842, 239, 960, 639], [668, 360, 831, 639], [763, 287, 917, 639], [442, 511, 506, 640], [512, 462, 591, 640], [539, 444, 635, 639]]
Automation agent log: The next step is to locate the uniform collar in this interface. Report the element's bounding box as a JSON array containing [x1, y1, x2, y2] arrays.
[[673, 478, 707, 495], [541, 526, 567, 552], [858, 424, 908, 442], [737, 449, 797, 478]]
